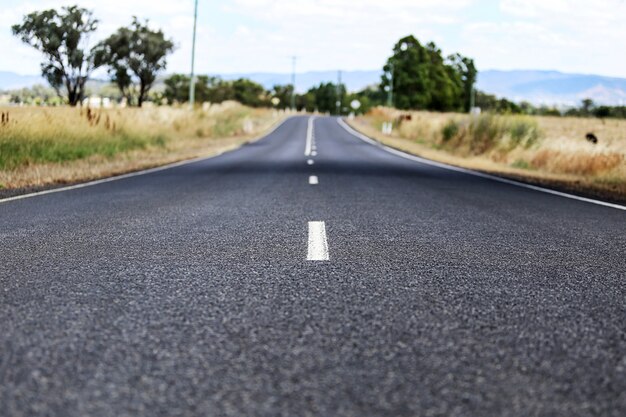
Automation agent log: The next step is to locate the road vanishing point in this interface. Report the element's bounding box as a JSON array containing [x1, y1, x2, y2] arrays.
[[1, 116, 625, 416]]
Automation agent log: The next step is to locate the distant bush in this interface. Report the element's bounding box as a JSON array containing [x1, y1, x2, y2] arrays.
[[441, 120, 459, 142], [469, 114, 503, 153], [507, 116, 540, 148]]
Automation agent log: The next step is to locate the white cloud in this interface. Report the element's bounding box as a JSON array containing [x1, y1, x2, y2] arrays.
[[1, 0, 625, 78], [458, 0, 626, 76]]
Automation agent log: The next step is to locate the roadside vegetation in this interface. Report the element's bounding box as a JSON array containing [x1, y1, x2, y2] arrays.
[[0, 103, 281, 191], [4, 3, 624, 200], [350, 107, 626, 201]]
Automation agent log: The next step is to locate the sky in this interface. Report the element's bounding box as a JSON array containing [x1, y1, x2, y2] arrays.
[[1, 0, 626, 78]]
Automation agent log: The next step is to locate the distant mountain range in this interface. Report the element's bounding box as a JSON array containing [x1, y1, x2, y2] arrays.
[[0, 71, 46, 90], [2, 69, 626, 106], [476, 70, 626, 106]]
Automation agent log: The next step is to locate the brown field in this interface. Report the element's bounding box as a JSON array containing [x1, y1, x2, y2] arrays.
[[0, 102, 284, 193], [349, 108, 626, 202]]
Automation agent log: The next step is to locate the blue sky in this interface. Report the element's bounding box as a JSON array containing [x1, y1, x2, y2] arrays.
[[2, 0, 626, 78]]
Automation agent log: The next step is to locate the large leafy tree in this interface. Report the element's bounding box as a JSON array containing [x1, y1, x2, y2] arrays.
[[94, 18, 174, 107], [382, 36, 431, 110], [381, 35, 475, 112], [12, 5, 99, 106]]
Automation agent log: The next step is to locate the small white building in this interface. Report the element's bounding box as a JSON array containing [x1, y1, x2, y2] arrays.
[[82, 96, 113, 108]]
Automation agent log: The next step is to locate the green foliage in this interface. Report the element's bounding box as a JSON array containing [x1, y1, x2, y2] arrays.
[[511, 159, 531, 170], [352, 86, 383, 114], [469, 114, 503, 153], [301, 82, 346, 114], [563, 99, 626, 119], [477, 94, 626, 120], [0, 127, 159, 170], [7, 84, 59, 105], [11, 5, 99, 106], [380, 35, 475, 112], [476, 91, 524, 114], [437, 114, 542, 154], [163, 74, 269, 107], [269, 85, 294, 109], [231, 79, 267, 107], [441, 120, 459, 142], [507, 116, 540, 148], [94, 18, 174, 107]]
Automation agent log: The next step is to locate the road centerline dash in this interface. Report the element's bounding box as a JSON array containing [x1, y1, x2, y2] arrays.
[[307, 221, 329, 261], [309, 175, 319, 185], [305, 116, 316, 156]]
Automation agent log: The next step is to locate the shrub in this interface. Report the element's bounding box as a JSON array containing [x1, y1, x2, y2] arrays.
[[468, 114, 503, 154], [508, 116, 540, 148], [441, 119, 459, 142]]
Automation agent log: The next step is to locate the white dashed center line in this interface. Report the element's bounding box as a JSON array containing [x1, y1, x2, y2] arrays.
[[307, 159, 314, 165], [309, 175, 319, 185], [307, 221, 329, 261], [305, 116, 315, 156]]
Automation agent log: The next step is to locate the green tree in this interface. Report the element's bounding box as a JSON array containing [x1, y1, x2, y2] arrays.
[[382, 36, 431, 110], [94, 18, 174, 107], [381, 35, 475, 112], [580, 98, 594, 116], [164, 74, 215, 104], [12, 5, 99, 106], [304, 82, 346, 114], [354, 85, 385, 112], [447, 53, 477, 112], [424, 42, 460, 111], [270, 84, 294, 109], [231, 78, 268, 107]]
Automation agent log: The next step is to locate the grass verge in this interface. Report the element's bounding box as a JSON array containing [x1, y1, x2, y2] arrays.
[[348, 108, 626, 204], [0, 102, 285, 196]]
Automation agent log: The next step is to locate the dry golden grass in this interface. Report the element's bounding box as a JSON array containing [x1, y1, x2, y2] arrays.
[[0, 102, 284, 190], [350, 107, 626, 201]]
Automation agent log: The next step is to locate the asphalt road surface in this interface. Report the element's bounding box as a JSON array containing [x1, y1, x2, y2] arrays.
[[1, 116, 625, 417]]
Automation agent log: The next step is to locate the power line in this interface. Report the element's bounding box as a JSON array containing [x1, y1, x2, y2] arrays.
[[189, 0, 199, 108], [336, 70, 342, 115], [290, 56, 297, 111]]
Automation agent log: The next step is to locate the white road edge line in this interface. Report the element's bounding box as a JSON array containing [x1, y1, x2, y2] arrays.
[[307, 221, 329, 261], [337, 117, 626, 212], [0, 117, 292, 205], [309, 175, 319, 185], [305, 116, 316, 156]]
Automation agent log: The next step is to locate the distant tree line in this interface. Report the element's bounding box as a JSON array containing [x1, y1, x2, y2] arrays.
[[12, 5, 174, 107], [9, 17, 626, 120], [476, 92, 626, 119], [164, 34, 476, 114]]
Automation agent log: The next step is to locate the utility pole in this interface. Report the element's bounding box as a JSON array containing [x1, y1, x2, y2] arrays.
[[290, 56, 297, 111], [336, 70, 342, 115], [387, 62, 394, 108], [189, 0, 199, 109]]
